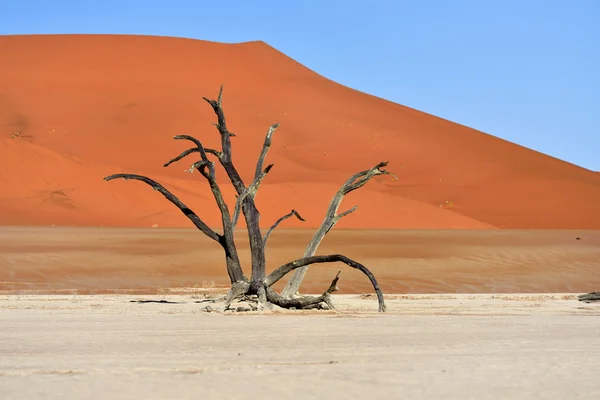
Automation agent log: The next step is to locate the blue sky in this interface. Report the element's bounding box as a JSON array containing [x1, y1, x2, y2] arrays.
[[1, 0, 598, 170]]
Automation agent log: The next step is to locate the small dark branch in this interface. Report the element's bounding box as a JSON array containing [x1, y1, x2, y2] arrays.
[[169, 133, 245, 284], [203, 85, 235, 156], [255, 123, 280, 180], [103, 174, 220, 242], [172, 136, 222, 158], [164, 147, 222, 168], [232, 164, 274, 227], [578, 292, 600, 303], [340, 161, 394, 196], [201, 87, 246, 193], [266, 254, 386, 312], [263, 209, 306, 248], [173, 135, 218, 178], [164, 147, 199, 167]]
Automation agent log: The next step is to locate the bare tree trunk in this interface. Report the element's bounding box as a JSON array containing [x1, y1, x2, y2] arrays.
[[281, 162, 394, 297], [202, 87, 267, 291]]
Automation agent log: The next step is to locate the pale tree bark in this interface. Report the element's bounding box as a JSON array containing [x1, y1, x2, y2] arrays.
[[281, 162, 395, 297]]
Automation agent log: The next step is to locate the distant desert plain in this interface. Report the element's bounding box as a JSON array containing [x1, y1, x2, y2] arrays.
[[1, 34, 599, 399]]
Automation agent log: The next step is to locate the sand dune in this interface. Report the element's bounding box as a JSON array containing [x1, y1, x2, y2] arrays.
[[1, 34, 599, 229]]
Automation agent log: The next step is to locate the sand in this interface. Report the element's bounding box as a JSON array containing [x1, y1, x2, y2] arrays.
[[1, 34, 599, 230], [1, 293, 599, 399], [2, 227, 599, 295]]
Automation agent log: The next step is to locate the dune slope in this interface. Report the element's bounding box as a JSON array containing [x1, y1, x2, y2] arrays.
[[1, 34, 598, 229]]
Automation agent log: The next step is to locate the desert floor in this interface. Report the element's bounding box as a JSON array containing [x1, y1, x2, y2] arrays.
[[1, 227, 599, 294], [2, 227, 599, 398], [1, 293, 599, 399]]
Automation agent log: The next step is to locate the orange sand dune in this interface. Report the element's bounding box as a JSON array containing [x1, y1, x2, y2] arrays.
[[1, 34, 599, 229]]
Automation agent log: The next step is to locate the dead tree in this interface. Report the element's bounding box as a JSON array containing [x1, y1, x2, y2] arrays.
[[104, 86, 393, 312], [578, 292, 600, 303]]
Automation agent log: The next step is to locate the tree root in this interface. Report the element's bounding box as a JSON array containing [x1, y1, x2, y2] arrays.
[[204, 273, 342, 313], [264, 271, 341, 311], [578, 292, 600, 303], [223, 281, 251, 309]]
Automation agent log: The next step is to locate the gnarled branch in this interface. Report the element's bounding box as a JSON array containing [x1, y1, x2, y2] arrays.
[[165, 134, 245, 284], [578, 292, 600, 303], [265, 254, 386, 312], [281, 162, 395, 297], [232, 164, 274, 227], [263, 209, 306, 248], [172, 135, 217, 177], [184, 145, 245, 284], [255, 123, 279, 180], [203, 85, 236, 161], [103, 174, 220, 242], [164, 146, 222, 168]]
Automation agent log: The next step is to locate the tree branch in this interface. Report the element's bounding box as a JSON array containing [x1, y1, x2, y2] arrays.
[[184, 149, 246, 284], [578, 292, 600, 303], [202, 85, 267, 286], [263, 209, 306, 248], [281, 162, 395, 297], [164, 146, 221, 168], [265, 254, 386, 312], [230, 122, 280, 228], [172, 135, 221, 176], [103, 174, 220, 242], [203, 85, 237, 162], [255, 123, 279, 180], [165, 133, 245, 284], [264, 271, 340, 310], [231, 164, 274, 227]]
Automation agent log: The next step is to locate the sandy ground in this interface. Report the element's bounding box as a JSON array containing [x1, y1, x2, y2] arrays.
[[1, 293, 599, 399], [2, 227, 599, 294]]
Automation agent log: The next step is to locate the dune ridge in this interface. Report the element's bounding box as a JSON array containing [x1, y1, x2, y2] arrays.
[[1, 34, 599, 229]]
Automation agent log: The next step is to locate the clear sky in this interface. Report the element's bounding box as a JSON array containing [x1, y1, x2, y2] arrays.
[[1, 0, 598, 170]]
